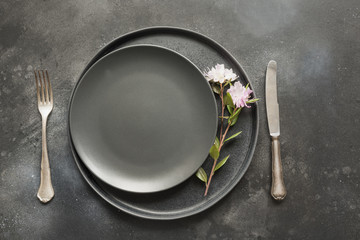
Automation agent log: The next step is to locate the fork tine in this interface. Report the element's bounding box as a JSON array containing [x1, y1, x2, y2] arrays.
[[42, 70, 49, 103], [38, 70, 44, 104], [34, 71, 41, 103], [45, 71, 53, 103]]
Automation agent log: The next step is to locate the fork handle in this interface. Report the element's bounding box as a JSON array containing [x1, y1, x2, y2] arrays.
[[271, 136, 286, 200], [37, 116, 54, 203]]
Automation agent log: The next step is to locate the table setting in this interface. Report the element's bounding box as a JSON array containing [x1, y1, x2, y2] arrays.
[[1, 1, 359, 239]]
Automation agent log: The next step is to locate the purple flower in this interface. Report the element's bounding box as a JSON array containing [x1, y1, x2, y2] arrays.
[[227, 81, 253, 108], [204, 64, 238, 83]]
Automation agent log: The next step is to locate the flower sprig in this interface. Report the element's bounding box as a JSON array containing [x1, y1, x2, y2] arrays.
[[196, 64, 259, 196]]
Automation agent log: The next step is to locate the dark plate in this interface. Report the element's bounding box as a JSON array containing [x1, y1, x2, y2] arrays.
[[69, 45, 218, 193], [68, 26, 259, 219]]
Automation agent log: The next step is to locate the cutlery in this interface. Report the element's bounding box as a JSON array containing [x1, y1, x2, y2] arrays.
[[35, 70, 54, 203], [265, 60, 286, 200]]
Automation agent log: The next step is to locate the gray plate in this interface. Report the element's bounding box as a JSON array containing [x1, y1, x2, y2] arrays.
[[68, 26, 259, 219], [69, 45, 218, 193]]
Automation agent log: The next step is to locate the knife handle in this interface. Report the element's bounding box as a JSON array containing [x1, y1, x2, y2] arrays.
[[271, 136, 286, 200]]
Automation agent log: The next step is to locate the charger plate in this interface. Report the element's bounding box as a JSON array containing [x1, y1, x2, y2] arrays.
[[68, 26, 259, 220]]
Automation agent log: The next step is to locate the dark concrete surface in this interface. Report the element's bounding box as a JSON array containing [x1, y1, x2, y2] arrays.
[[1, 0, 359, 239]]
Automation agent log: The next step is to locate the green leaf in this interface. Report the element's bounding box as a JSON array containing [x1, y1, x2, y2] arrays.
[[223, 80, 231, 87], [215, 136, 220, 149], [224, 131, 242, 142], [227, 105, 233, 114], [245, 83, 250, 89], [246, 98, 259, 104], [209, 144, 219, 160], [232, 107, 242, 117], [228, 108, 242, 124], [196, 168, 207, 183], [230, 115, 239, 126], [224, 93, 234, 107], [219, 116, 229, 119], [211, 84, 221, 95], [215, 155, 230, 171]]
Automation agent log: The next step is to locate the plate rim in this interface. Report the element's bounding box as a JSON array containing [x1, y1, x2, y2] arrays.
[[68, 26, 259, 220], [69, 44, 218, 193]]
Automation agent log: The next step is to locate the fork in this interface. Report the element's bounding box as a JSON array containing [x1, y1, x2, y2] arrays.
[[35, 70, 54, 203]]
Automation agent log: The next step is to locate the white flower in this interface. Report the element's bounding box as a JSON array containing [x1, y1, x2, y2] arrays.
[[204, 64, 238, 84], [227, 81, 253, 108], [224, 68, 237, 81]]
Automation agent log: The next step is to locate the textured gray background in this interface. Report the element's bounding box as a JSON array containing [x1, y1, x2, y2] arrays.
[[1, 0, 360, 239]]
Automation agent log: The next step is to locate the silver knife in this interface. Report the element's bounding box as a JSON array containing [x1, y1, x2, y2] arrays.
[[266, 60, 287, 200]]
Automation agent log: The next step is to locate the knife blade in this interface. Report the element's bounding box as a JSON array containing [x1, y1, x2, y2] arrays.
[[266, 60, 286, 200]]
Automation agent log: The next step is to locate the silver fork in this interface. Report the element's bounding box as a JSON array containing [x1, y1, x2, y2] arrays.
[[35, 70, 54, 203]]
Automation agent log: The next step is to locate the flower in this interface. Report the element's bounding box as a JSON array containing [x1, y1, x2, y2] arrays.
[[227, 81, 253, 108], [204, 64, 238, 83], [224, 68, 237, 81]]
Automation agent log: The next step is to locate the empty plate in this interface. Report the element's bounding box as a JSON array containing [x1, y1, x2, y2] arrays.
[[69, 45, 218, 193]]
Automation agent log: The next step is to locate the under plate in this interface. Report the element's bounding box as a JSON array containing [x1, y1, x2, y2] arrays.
[[68, 27, 259, 219]]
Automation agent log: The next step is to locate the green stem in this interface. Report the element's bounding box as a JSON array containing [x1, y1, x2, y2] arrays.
[[204, 117, 233, 196], [219, 83, 225, 143]]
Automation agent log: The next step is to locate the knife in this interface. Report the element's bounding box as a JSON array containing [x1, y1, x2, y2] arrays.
[[266, 60, 287, 200]]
